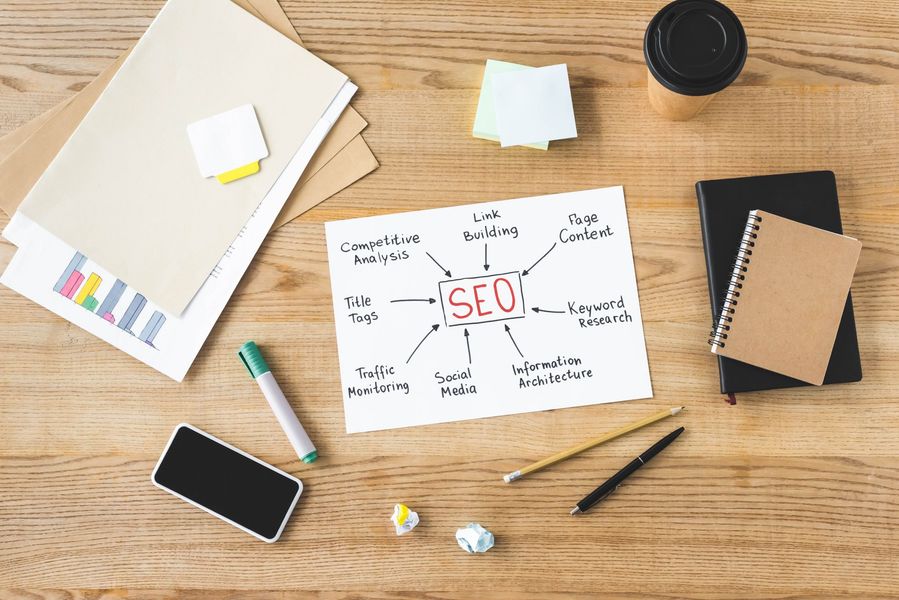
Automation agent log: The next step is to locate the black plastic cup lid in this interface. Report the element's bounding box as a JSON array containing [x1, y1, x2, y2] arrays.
[[644, 0, 747, 96]]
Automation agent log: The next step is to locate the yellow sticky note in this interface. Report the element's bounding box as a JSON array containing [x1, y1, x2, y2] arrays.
[[216, 161, 260, 184]]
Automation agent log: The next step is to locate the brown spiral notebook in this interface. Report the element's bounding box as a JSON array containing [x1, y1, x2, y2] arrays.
[[708, 210, 861, 385]]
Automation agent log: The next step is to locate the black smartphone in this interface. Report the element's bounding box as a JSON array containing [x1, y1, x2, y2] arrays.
[[151, 423, 303, 542]]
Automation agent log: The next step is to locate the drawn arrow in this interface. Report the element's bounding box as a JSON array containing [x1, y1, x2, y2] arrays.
[[504, 323, 523, 358], [391, 298, 436, 304], [531, 307, 565, 314], [426, 251, 452, 277], [522, 242, 557, 276], [464, 328, 471, 364], [406, 324, 440, 364], [483, 243, 490, 271]]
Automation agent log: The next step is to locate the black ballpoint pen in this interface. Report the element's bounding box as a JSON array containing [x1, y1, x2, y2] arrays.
[[570, 426, 684, 515]]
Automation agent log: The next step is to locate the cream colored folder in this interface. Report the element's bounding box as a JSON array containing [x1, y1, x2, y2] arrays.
[[18, 0, 349, 315], [0, 0, 377, 228], [709, 211, 861, 385]]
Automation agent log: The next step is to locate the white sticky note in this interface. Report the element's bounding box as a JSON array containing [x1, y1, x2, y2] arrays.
[[187, 104, 268, 179], [492, 64, 577, 148], [473, 60, 549, 150]]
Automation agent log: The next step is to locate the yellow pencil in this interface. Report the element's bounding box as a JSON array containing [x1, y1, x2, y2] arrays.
[[502, 406, 684, 483]]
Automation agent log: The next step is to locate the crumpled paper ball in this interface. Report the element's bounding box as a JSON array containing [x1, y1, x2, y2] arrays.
[[390, 503, 419, 536], [455, 522, 494, 553]]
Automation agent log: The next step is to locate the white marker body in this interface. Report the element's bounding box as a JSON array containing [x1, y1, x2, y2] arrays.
[[257, 371, 316, 461]]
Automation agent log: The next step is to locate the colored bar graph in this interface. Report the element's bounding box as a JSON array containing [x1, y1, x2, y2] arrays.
[[48, 252, 165, 351], [81, 296, 99, 312], [54, 252, 86, 293], [138, 311, 166, 346], [75, 273, 102, 305], [97, 280, 126, 321], [118, 294, 146, 334], [60, 272, 84, 299]]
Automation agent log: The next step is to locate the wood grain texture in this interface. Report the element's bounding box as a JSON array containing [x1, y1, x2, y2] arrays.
[[1, 1, 898, 597]]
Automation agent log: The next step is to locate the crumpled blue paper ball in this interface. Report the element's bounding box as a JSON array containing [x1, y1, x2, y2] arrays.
[[455, 522, 494, 553]]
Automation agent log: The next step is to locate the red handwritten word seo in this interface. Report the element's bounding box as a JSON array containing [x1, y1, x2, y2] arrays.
[[438, 272, 526, 327]]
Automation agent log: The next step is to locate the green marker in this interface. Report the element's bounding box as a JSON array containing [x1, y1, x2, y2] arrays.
[[238, 341, 317, 463]]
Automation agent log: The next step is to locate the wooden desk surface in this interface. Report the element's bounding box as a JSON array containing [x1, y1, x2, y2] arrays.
[[1, 1, 898, 597]]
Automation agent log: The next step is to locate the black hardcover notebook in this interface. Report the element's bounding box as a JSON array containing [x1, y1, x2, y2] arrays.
[[695, 170, 862, 394]]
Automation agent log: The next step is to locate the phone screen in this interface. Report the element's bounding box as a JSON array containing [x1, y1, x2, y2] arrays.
[[152, 424, 302, 542]]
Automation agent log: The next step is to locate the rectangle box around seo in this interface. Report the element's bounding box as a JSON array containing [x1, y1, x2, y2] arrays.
[[438, 271, 526, 327]]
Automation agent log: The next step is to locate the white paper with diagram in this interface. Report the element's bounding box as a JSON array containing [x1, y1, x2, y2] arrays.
[[325, 186, 652, 433]]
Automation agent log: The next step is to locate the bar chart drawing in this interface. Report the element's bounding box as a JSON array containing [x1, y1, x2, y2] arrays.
[[74, 273, 101, 306], [52, 252, 165, 350], [60, 271, 84, 299], [138, 311, 166, 347], [81, 296, 99, 312], [54, 253, 86, 293], [118, 294, 147, 335], [98, 280, 126, 323]]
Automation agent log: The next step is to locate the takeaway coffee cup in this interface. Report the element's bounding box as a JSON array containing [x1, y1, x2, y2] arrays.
[[644, 0, 747, 120]]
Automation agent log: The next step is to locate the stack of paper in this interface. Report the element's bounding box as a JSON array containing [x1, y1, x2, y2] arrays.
[[473, 60, 578, 149], [0, 0, 377, 381]]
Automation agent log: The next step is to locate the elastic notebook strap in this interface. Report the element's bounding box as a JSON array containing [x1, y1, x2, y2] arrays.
[[708, 211, 764, 348]]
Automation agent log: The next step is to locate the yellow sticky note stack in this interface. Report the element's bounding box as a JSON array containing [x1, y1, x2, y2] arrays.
[[472, 59, 549, 151]]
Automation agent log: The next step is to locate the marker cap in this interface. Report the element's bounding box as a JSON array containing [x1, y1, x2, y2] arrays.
[[238, 341, 271, 379]]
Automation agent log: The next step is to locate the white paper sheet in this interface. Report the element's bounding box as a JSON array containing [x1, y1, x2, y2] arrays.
[[325, 186, 652, 433], [187, 104, 268, 178], [493, 64, 578, 148], [1, 82, 356, 381]]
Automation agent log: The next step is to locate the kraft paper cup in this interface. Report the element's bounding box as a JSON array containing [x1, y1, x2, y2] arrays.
[[644, 0, 748, 121]]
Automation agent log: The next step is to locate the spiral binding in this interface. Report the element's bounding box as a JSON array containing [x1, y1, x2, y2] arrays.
[[708, 211, 763, 348]]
